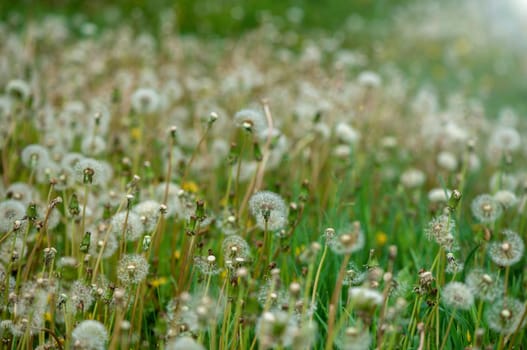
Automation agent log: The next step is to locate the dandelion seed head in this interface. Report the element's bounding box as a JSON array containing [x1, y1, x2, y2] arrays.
[[465, 269, 502, 301], [348, 287, 383, 311], [81, 135, 107, 156], [165, 336, 205, 350], [71, 320, 108, 350], [441, 282, 474, 310], [249, 191, 288, 231], [21, 144, 50, 169], [471, 194, 503, 223], [131, 88, 161, 114], [493, 190, 518, 209], [400, 168, 426, 188], [488, 230, 524, 266], [424, 214, 457, 251], [234, 108, 267, 136], [437, 151, 458, 171], [329, 222, 365, 255], [485, 297, 526, 335], [489, 127, 521, 153], [0, 200, 26, 233], [335, 326, 372, 350], [256, 310, 298, 349], [117, 254, 149, 285], [6, 182, 38, 206], [133, 200, 162, 233], [74, 158, 107, 186], [6, 79, 31, 101], [110, 211, 143, 242]]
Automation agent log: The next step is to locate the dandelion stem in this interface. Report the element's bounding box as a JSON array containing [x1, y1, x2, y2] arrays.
[[439, 310, 456, 350], [326, 252, 351, 349]]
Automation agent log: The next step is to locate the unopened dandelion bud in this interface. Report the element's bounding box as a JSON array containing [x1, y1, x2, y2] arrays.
[[388, 245, 397, 260], [126, 194, 134, 209], [237, 267, 248, 278], [196, 200, 205, 220], [383, 272, 393, 283], [170, 125, 177, 140], [120, 320, 131, 331], [27, 202, 38, 221], [83, 167, 95, 184], [324, 228, 335, 243], [142, 235, 151, 251], [69, 193, 80, 216], [159, 204, 168, 214], [208, 112, 218, 125], [447, 189, 462, 210], [289, 282, 301, 296], [13, 220, 22, 231], [80, 231, 91, 253]]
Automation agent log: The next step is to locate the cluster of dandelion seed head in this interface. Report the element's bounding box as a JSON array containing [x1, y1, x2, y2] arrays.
[[471, 194, 503, 223], [487, 230, 525, 266], [71, 320, 108, 350], [441, 282, 474, 310], [249, 191, 288, 231], [117, 254, 149, 285]]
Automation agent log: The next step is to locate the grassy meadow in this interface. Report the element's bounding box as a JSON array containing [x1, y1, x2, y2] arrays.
[[0, 1, 526, 349]]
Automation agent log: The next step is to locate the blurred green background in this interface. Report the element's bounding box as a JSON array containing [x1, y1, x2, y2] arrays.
[[1, 0, 407, 35], [2, 0, 526, 116]]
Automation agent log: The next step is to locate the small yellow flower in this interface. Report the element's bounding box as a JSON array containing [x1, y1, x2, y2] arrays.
[[295, 245, 305, 257], [149, 277, 168, 288], [376, 231, 388, 246], [173, 250, 181, 260], [130, 127, 142, 141], [182, 181, 199, 193]]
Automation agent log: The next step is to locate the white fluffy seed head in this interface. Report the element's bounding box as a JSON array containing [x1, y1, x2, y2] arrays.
[[441, 282, 474, 310], [249, 191, 288, 231], [71, 320, 108, 350]]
